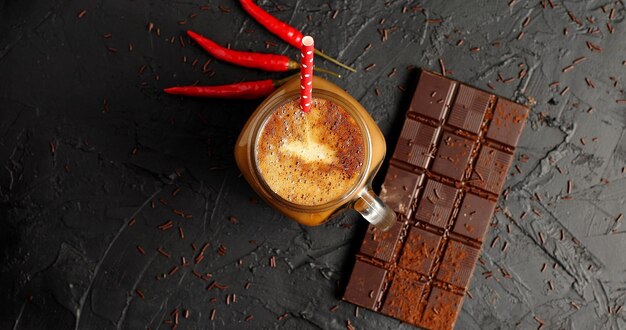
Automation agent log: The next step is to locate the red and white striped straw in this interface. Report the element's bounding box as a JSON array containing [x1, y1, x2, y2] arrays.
[[300, 36, 314, 113]]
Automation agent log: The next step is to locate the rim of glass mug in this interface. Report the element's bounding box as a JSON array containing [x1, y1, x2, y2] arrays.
[[249, 89, 373, 213]]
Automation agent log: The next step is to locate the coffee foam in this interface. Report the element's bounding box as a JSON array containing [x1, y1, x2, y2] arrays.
[[256, 97, 365, 206]]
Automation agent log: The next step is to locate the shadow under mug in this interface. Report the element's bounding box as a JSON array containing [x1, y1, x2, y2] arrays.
[[234, 76, 396, 231]]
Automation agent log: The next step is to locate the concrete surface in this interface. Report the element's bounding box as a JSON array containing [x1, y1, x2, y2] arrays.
[[1, 0, 625, 329]]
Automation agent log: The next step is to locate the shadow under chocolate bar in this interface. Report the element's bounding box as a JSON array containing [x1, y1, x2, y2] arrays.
[[342, 69, 530, 329]]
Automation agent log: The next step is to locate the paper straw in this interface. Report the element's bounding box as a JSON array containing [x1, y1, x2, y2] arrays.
[[300, 36, 314, 113]]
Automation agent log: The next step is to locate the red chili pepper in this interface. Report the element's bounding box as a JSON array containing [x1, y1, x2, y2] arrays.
[[187, 30, 297, 72], [238, 0, 356, 72], [187, 30, 341, 78], [163, 75, 297, 99], [239, 0, 302, 48], [164, 80, 275, 99]]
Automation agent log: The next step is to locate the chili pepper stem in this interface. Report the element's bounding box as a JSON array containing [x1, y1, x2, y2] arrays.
[[314, 49, 356, 72], [287, 60, 299, 70], [287, 59, 341, 78], [274, 73, 300, 87], [313, 67, 341, 78]]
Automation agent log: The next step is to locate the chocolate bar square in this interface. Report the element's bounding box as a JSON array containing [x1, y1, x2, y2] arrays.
[[448, 84, 494, 134], [381, 269, 427, 324], [398, 226, 443, 275], [452, 193, 496, 242], [409, 71, 457, 121], [470, 145, 513, 194], [487, 98, 530, 147], [343, 260, 388, 310], [435, 240, 480, 288], [359, 220, 406, 263], [421, 287, 463, 329], [392, 119, 439, 169], [414, 179, 459, 228], [431, 132, 476, 181], [379, 166, 424, 218]]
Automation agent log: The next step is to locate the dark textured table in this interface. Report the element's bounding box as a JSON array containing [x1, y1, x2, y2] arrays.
[[2, 0, 625, 329]]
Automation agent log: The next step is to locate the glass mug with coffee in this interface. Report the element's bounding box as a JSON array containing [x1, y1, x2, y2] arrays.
[[235, 76, 396, 231]]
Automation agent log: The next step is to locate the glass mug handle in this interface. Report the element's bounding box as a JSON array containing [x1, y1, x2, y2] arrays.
[[351, 186, 396, 231]]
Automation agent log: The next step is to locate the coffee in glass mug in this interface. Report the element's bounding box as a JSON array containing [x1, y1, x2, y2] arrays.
[[235, 76, 395, 230]]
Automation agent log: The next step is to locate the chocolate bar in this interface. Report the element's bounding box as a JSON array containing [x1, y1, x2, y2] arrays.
[[342, 70, 529, 329]]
